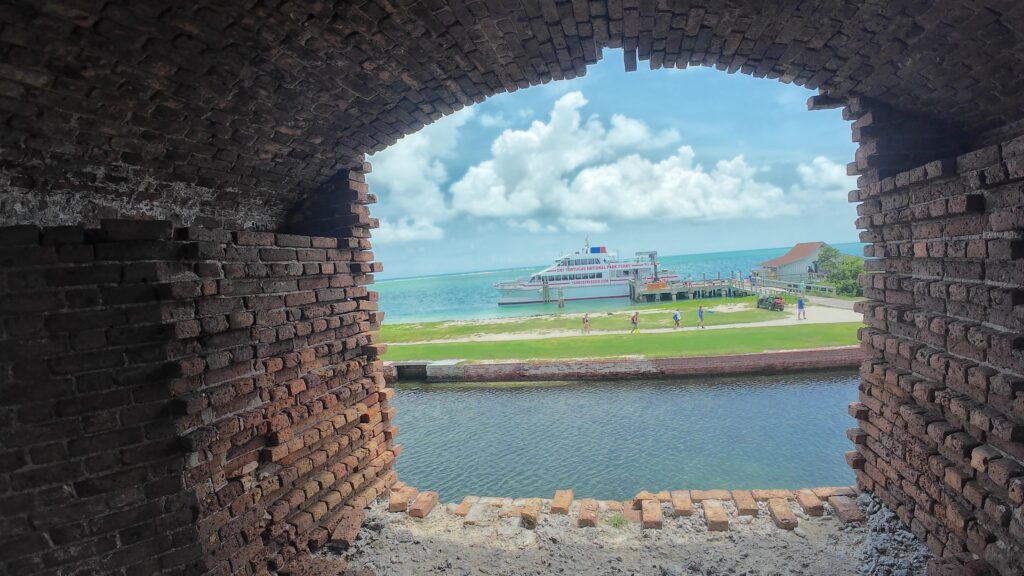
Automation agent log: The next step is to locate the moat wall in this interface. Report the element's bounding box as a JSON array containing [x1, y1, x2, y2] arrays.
[[388, 347, 864, 382]]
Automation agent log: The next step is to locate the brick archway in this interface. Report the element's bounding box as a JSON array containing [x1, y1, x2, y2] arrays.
[[1, 2, 1024, 575]]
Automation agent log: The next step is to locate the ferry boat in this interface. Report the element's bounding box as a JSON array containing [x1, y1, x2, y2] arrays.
[[494, 243, 680, 305]]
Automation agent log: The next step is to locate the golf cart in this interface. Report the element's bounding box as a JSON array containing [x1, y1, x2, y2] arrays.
[[756, 295, 786, 312]]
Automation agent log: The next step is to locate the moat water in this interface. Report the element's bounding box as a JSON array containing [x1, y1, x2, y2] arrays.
[[391, 370, 858, 502]]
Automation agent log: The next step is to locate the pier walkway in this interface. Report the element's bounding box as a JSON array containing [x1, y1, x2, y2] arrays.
[[629, 277, 837, 303]]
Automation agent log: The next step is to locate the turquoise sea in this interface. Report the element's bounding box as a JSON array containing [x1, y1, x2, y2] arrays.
[[376, 243, 864, 324]]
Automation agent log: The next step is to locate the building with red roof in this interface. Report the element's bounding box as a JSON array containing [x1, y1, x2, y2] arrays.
[[756, 242, 828, 281]]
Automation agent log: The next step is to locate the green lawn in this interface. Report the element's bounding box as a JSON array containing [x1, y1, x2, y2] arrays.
[[383, 322, 862, 362], [382, 296, 793, 343]]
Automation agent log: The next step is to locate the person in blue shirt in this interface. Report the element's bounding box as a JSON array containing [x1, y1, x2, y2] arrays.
[[797, 293, 806, 320], [672, 309, 681, 329], [697, 305, 705, 329]]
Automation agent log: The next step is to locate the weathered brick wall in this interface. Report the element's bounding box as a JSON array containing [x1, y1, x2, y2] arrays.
[[848, 128, 1024, 574], [0, 218, 397, 575], [3, 2, 1023, 227], [0, 221, 209, 574]]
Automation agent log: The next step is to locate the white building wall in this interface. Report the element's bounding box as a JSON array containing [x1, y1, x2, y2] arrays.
[[776, 255, 817, 280]]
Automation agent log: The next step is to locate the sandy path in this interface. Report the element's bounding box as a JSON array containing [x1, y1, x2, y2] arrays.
[[390, 305, 862, 345], [808, 295, 862, 310]]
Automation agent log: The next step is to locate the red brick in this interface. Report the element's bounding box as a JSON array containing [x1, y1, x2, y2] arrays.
[[828, 496, 866, 524], [521, 499, 543, 529], [551, 489, 573, 514], [731, 490, 758, 516], [452, 495, 477, 517], [702, 500, 729, 531], [768, 498, 798, 530], [691, 489, 732, 502], [795, 489, 824, 517], [408, 491, 438, 518], [641, 499, 662, 529], [670, 490, 693, 516], [326, 507, 364, 551], [577, 498, 598, 528]]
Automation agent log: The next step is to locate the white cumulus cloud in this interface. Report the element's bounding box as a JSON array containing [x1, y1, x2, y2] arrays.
[[374, 217, 444, 243], [369, 90, 853, 241], [367, 107, 474, 243], [793, 156, 855, 200], [478, 112, 507, 128], [560, 218, 609, 233], [509, 218, 557, 233], [558, 148, 796, 221], [449, 91, 681, 223]]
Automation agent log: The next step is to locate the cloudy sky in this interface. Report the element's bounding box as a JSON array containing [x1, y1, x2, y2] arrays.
[[368, 52, 858, 278]]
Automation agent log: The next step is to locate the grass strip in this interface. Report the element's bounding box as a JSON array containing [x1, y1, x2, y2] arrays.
[[383, 322, 861, 362], [381, 296, 791, 343]]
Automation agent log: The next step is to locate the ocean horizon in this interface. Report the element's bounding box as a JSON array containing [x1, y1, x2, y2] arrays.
[[377, 242, 862, 283], [376, 242, 865, 324]]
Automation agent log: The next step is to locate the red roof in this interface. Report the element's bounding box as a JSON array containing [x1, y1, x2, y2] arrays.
[[759, 242, 826, 268]]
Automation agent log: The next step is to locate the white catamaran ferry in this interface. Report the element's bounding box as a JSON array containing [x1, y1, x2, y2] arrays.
[[494, 243, 680, 305]]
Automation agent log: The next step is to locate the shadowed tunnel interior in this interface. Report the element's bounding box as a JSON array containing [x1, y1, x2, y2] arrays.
[[1, 1, 1024, 574]]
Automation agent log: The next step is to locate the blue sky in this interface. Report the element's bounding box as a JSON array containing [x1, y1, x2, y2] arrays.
[[367, 51, 858, 279]]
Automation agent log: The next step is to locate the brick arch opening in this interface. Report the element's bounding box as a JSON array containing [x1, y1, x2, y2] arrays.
[[1, 2, 1023, 575]]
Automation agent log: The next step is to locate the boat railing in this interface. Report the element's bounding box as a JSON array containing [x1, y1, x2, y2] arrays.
[[494, 278, 535, 288]]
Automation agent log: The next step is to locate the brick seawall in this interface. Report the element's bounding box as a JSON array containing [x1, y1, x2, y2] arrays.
[[386, 346, 864, 383]]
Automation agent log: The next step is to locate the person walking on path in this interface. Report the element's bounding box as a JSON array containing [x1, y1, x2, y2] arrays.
[[582, 313, 590, 334], [630, 311, 639, 334], [672, 309, 681, 329], [797, 293, 806, 320], [697, 305, 705, 329]]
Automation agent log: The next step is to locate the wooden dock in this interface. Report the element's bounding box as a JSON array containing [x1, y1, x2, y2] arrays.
[[629, 278, 751, 303], [629, 277, 836, 303]]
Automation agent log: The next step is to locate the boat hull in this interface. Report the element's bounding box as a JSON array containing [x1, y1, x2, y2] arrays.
[[496, 282, 631, 305]]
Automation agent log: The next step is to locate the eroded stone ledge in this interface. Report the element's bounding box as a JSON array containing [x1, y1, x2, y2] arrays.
[[327, 490, 932, 576]]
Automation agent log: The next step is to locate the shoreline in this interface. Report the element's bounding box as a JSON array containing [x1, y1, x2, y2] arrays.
[[385, 345, 864, 382]]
